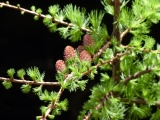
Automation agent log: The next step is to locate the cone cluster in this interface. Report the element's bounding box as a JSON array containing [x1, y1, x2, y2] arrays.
[[55, 34, 94, 72]]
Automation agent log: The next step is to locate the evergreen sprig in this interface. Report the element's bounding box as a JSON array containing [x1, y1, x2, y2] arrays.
[[21, 84, 31, 93], [48, 5, 60, 16], [127, 104, 151, 120], [7, 68, 15, 79], [2, 80, 12, 89], [26, 66, 45, 82], [17, 69, 25, 79], [1, 0, 160, 120]]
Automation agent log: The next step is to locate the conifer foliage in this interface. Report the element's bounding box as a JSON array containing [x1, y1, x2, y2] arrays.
[[1, 0, 160, 120]]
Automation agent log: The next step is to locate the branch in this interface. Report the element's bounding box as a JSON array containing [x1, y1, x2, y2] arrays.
[[0, 77, 60, 86], [0, 2, 91, 32], [40, 73, 74, 120], [83, 92, 113, 120], [120, 28, 130, 42], [92, 41, 111, 59], [122, 67, 155, 83], [83, 51, 130, 76], [121, 45, 160, 54], [111, 0, 121, 83], [121, 98, 160, 108]]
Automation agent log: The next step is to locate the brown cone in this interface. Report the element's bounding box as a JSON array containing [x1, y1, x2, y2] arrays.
[[64, 46, 76, 60], [83, 34, 94, 47], [79, 50, 92, 62], [55, 60, 66, 72]]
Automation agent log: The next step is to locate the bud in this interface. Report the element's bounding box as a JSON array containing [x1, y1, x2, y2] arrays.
[[64, 46, 76, 60], [77, 45, 84, 54], [79, 50, 92, 62], [83, 34, 94, 47], [55, 60, 66, 72]]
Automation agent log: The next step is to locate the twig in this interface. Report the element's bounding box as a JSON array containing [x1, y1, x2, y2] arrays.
[[0, 77, 60, 86], [83, 92, 112, 120], [120, 28, 130, 42], [121, 98, 160, 108], [83, 51, 130, 76], [121, 45, 160, 54], [122, 67, 155, 83], [92, 41, 111, 59], [41, 73, 74, 120], [0, 2, 91, 32]]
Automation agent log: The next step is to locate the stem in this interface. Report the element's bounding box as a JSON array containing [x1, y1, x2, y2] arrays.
[[41, 73, 74, 120], [121, 98, 160, 108], [83, 92, 112, 120], [120, 28, 130, 42], [0, 77, 60, 86], [42, 87, 64, 120], [0, 2, 91, 32], [121, 44, 160, 54], [122, 67, 155, 83], [92, 41, 111, 59], [112, 0, 121, 83], [83, 52, 130, 76]]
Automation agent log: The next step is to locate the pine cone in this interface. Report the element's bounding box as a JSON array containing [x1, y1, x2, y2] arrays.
[[79, 50, 92, 62], [55, 60, 66, 72], [77, 45, 84, 54], [83, 34, 94, 47], [64, 46, 76, 60]]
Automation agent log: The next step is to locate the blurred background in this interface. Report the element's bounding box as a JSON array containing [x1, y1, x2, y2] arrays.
[[0, 0, 160, 120]]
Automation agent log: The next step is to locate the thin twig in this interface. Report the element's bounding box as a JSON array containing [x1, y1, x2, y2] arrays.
[[122, 67, 155, 83], [121, 45, 160, 54], [0, 2, 91, 32], [83, 92, 112, 120], [120, 28, 130, 42], [41, 73, 74, 120], [92, 41, 111, 59], [83, 51, 130, 76], [121, 98, 160, 108], [0, 77, 60, 86]]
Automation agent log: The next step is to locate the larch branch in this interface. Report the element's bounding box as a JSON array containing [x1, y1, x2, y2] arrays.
[[121, 45, 160, 54], [0, 77, 60, 86], [83, 92, 112, 120], [41, 73, 74, 120], [122, 67, 155, 83], [0, 2, 91, 32]]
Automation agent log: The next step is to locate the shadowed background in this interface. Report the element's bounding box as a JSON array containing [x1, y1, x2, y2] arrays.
[[0, 0, 160, 120]]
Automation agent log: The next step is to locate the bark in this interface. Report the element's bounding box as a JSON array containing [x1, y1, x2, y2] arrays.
[[112, 0, 121, 83]]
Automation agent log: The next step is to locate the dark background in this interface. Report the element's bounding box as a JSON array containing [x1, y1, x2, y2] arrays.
[[0, 0, 160, 120]]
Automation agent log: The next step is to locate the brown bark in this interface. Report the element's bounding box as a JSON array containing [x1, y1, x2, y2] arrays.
[[112, 0, 121, 83]]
